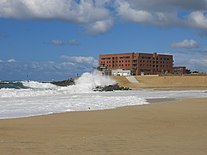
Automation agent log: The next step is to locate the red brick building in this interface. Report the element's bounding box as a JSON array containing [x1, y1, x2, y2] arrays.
[[99, 52, 173, 75]]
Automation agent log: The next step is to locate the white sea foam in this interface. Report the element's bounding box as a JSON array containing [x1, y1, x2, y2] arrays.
[[75, 71, 116, 92], [0, 71, 116, 98], [0, 71, 207, 119], [22, 81, 57, 89]]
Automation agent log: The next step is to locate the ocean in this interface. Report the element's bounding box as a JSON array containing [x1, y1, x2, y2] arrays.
[[0, 72, 207, 119]]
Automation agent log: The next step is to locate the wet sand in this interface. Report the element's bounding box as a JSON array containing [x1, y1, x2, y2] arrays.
[[0, 98, 207, 155]]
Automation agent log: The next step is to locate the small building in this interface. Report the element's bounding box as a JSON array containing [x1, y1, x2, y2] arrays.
[[112, 69, 131, 76], [97, 65, 112, 76], [173, 66, 191, 75]]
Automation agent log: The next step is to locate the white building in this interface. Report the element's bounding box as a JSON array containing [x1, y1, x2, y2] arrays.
[[112, 69, 131, 76]]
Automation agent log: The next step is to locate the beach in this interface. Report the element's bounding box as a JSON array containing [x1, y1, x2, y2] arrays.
[[113, 75, 207, 89], [0, 98, 207, 155]]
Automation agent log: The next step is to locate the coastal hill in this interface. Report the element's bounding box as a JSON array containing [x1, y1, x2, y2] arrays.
[[112, 75, 207, 89]]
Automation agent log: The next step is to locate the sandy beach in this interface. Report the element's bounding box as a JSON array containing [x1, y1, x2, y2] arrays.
[[0, 98, 207, 155], [113, 75, 207, 89]]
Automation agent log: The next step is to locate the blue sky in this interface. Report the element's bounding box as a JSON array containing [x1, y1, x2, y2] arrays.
[[0, 0, 207, 81]]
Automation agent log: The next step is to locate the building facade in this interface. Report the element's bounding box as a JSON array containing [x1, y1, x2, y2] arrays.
[[99, 52, 173, 75]]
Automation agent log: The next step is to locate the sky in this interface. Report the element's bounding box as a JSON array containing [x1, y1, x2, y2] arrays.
[[0, 0, 207, 81]]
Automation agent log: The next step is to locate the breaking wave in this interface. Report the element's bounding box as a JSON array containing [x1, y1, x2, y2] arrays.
[[0, 71, 116, 98], [0, 71, 206, 119]]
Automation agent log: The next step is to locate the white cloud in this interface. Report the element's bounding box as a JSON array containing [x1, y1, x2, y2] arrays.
[[68, 39, 80, 46], [7, 59, 16, 63], [114, 0, 180, 26], [61, 62, 75, 66], [62, 56, 98, 67], [171, 39, 199, 48], [0, 60, 3, 62], [0, 0, 113, 35], [0, 56, 99, 80], [50, 39, 64, 45], [114, 0, 207, 30], [50, 39, 80, 46], [86, 18, 113, 35], [189, 59, 207, 71], [1, 0, 207, 34], [73, 56, 98, 65], [188, 11, 207, 29], [173, 51, 207, 72], [116, 1, 153, 23]]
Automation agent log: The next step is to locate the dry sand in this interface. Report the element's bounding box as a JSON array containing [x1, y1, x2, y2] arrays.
[[0, 98, 207, 155], [113, 75, 207, 89]]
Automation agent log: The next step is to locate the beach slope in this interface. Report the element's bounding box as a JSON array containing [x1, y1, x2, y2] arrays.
[[113, 75, 207, 89], [0, 98, 207, 155]]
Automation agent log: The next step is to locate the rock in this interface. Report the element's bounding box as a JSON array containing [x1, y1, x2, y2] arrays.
[[51, 78, 75, 86], [94, 84, 130, 91]]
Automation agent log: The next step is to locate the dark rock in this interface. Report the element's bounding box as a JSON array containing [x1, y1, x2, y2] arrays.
[[51, 78, 75, 87], [94, 84, 130, 91], [0, 82, 28, 89]]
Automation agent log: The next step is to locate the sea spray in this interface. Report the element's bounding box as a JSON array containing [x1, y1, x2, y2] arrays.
[[74, 71, 116, 92], [22, 81, 57, 89], [0, 71, 117, 97]]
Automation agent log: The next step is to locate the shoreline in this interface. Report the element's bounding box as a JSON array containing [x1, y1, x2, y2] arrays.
[[0, 98, 207, 154], [0, 95, 205, 120], [0, 95, 206, 120]]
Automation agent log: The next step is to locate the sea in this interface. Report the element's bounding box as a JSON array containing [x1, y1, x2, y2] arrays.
[[0, 71, 207, 119]]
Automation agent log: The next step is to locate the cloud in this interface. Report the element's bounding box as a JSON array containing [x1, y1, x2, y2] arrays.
[[50, 39, 64, 45], [61, 62, 76, 66], [7, 59, 16, 63], [173, 50, 207, 72], [187, 11, 207, 29], [0, 56, 98, 81], [0, 0, 207, 34], [189, 58, 207, 72], [68, 39, 80, 46], [71, 56, 98, 66], [114, 0, 207, 30], [0, 60, 3, 62], [171, 39, 199, 48], [0, 0, 113, 35], [61, 56, 98, 67], [85, 18, 113, 35], [50, 39, 80, 46], [115, 0, 178, 25]]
